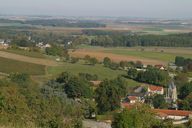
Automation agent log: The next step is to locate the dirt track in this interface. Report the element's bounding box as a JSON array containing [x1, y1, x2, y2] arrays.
[[70, 49, 166, 65], [0, 51, 58, 66]]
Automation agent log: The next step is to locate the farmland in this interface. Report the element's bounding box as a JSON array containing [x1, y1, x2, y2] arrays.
[[0, 57, 45, 75], [0, 51, 58, 66], [48, 60, 140, 86], [2, 49, 45, 58], [70, 45, 192, 65]]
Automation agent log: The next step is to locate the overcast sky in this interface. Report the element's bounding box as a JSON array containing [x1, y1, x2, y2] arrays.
[[0, 0, 192, 18]]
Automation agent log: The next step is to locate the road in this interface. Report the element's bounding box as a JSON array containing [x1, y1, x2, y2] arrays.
[[83, 120, 111, 128]]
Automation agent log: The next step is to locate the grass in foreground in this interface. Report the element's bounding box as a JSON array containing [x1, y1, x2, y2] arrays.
[[0, 57, 45, 75]]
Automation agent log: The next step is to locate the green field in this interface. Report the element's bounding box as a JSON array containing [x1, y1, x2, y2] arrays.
[[48, 60, 140, 86], [77, 45, 192, 62], [0, 57, 45, 75], [3, 49, 45, 58], [102, 47, 192, 62]]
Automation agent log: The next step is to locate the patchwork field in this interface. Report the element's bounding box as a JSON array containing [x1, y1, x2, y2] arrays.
[[70, 46, 192, 65], [0, 57, 45, 75]]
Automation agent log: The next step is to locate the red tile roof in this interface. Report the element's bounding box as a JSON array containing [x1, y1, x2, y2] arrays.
[[148, 85, 163, 91], [155, 65, 165, 68], [121, 103, 135, 109], [154, 109, 192, 117], [128, 96, 138, 101]]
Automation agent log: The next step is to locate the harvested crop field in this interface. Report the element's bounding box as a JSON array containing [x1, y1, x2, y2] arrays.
[[69, 49, 166, 65], [0, 51, 58, 66]]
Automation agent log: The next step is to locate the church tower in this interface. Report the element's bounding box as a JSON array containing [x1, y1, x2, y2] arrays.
[[168, 81, 178, 103]]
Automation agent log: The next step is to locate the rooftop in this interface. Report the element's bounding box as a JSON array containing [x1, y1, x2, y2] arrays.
[[154, 109, 192, 117], [148, 85, 163, 91]]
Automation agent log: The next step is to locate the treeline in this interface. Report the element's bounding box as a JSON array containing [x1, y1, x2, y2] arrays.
[[128, 67, 169, 86], [90, 33, 192, 47], [24, 19, 106, 28], [82, 29, 131, 36], [175, 56, 192, 71]]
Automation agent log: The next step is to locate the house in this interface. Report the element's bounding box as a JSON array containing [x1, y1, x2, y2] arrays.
[[67, 41, 72, 45], [154, 109, 192, 121], [121, 102, 135, 109], [45, 43, 51, 48], [0, 39, 5, 44], [124, 94, 145, 104], [155, 65, 165, 70], [127, 96, 139, 104], [36, 42, 51, 48], [147, 85, 164, 96]]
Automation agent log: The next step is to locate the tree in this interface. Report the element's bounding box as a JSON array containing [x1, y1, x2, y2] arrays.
[[136, 68, 169, 86], [127, 68, 138, 79], [135, 61, 143, 68], [64, 76, 93, 98], [174, 73, 188, 91], [84, 55, 91, 64], [71, 57, 79, 63], [110, 62, 119, 70], [78, 73, 98, 81], [95, 79, 121, 114], [152, 94, 167, 109], [103, 57, 111, 67], [175, 56, 185, 66], [89, 57, 98, 65], [9, 73, 30, 86], [95, 77, 127, 114], [112, 104, 158, 128], [179, 82, 192, 99], [119, 61, 127, 69]]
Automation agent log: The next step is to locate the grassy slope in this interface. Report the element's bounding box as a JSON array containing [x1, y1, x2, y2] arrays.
[[3, 49, 45, 58], [0, 57, 45, 75], [48, 60, 140, 87]]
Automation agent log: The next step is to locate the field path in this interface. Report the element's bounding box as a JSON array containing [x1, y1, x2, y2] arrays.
[[0, 51, 58, 66], [70, 49, 166, 65]]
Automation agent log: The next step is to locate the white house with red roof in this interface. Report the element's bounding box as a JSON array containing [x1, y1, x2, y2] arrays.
[[147, 85, 164, 96], [155, 64, 165, 70], [154, 109, 192, 124], [127, 96, 139, 104]]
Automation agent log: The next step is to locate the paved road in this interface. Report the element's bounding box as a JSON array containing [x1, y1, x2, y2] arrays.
[[83, 120, 111, 128]]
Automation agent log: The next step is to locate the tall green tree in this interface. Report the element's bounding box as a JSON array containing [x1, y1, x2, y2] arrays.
[[112, 104, 158, 128]]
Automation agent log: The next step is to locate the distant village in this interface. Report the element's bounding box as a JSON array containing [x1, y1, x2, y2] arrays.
[[91, 79, 192, 125]]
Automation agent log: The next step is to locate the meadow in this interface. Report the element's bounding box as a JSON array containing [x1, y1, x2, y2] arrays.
[[3, 49, 45, 58], [0, 57, 46, 75], [48, 60, 140, 87]]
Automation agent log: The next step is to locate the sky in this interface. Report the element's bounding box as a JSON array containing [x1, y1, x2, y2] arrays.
[[0, 0, 192, 18]]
